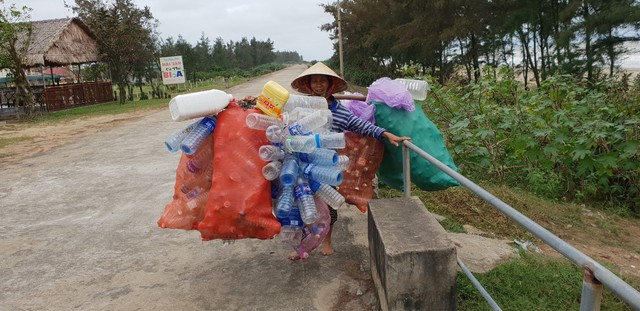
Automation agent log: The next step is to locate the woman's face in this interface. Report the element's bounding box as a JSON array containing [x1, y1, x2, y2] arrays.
[[309, 75, 330, 97]]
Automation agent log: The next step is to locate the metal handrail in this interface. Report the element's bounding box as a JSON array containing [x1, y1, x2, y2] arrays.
[[401, 140, 640, 310]]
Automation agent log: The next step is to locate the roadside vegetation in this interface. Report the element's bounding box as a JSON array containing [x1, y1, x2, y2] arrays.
[[379, 66, 640, 310]]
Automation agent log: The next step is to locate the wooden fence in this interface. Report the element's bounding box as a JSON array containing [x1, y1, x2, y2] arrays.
[[0, 82, 114, 116]]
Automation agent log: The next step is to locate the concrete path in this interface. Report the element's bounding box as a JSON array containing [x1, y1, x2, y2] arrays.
[[0, 65, 377, 311]]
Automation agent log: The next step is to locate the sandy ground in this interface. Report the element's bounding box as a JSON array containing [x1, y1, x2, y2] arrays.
[[0, 108, 164, 167]]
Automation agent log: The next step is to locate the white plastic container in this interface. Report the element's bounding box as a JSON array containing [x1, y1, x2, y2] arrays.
[[395, 78, 429, 101], [169, 89, 233, 121]]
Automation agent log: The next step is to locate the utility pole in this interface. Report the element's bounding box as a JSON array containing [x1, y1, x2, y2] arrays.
[[337, 0, 344, 77]]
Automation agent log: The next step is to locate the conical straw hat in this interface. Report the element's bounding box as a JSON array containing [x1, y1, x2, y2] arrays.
[[291, 62, 348, 94]]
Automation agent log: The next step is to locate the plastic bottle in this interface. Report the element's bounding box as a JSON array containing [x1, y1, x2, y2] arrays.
[[298, 148, 338, 166], [186, 191, 210, 211], [265, 124, 284, 144], [256, 81, 290, 117], [314, 132, 346, 149], [299, 163, 343, 186], [275, 184, 294, 219], [169, 89, 233, 121], [164, 120, 199, 153], [258, 145, 285, 162], [395, 78, 429, 101], [283, 135, 316, 154], [262, 161, 283, 181], [287, 110, 330, 135], [279, 155, 300, 186], [294, 177, 318, 224], [338, 155, 350, 171], [284, 94, 328, 112], [180, 116, 217, 155], [309, 180, 345, 208], [186, 143, 213, 173], [245, 113, 284, 130]]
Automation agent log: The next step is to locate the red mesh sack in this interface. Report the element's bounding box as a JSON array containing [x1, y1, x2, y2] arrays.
[[337, 132, 385, 213], [198, 104, 281, 240], [157, 136, 214, 230]]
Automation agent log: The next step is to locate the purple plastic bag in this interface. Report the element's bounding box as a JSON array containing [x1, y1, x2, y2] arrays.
[[340, 92, 376, 124], [366, 77, 415, 112]]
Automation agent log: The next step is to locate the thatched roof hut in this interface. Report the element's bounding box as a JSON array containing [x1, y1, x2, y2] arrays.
[[20, 18, 100, 67]]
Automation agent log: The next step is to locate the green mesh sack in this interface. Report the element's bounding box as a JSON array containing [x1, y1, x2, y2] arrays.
[[373, 101, 459, 191]]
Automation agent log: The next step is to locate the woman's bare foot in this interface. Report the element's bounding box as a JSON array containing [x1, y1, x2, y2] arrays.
[[320, 225, 334, 256], [320, 241, 334, 256], [288, 251, 301, 261]]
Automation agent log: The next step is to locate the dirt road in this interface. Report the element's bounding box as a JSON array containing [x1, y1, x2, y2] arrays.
[[0, 65, 378, 311]]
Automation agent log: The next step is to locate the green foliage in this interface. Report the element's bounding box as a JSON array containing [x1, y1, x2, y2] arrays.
[[457, 253, 633, 310], [427, 66, 640, 212], [0, 136, 33, 149]]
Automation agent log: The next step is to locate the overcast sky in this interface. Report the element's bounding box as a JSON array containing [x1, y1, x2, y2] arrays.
[[10, 0, 336, 61]]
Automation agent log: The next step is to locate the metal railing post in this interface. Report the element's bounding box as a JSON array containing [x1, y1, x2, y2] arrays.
[[402, 141, 411, 198], [580, 268, 603, 311]]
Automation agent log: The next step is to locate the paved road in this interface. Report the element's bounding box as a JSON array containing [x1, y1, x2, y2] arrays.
[[0, 65, 377, 311]]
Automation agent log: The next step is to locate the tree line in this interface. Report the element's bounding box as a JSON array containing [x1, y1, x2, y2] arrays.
[[321, 0, 640, 87], [159, 34, 303, 82], [69, 0, 302, 104]]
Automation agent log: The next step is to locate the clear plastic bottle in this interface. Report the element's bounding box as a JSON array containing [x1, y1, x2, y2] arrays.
[[258, 145, 285, 162], [294, 177, 318, 224], [283, 135, 316, 153], [284, 94, 328, 112], [309, 180, 345, 209], [186, 143, 213, 173], [287, 110, 330, 135], [165, 120, 199, 153], [262, 161, 283, 181], [275, 184, 294, 219], [186, 191, 210, 211], [279, 155, 300, 186], [169, 89, 233, 121], [245, 113, 284, 130], [265, 124, 284, 143], [315, 132, 346, 149], [298, 148, 338, 166], [395, 78, 429, 101], [180, 116, 217, 155], [338, 155, 350, 171], [299, 163, 343, 186]]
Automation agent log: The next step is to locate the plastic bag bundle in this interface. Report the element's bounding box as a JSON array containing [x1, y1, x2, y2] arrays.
[[366, 77, 415, 112], [337, 132, 385, 213], [198, 103, 281, 240], [373, 101, 460, 191], [157, 135, 214, 230], [339, 92, 376, 124]]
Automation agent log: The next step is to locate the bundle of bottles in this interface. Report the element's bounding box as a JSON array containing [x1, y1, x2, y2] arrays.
[[247, 92, 349, 258], [160, 81, 348, 258]]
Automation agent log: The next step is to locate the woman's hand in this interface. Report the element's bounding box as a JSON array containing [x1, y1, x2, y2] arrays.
[[382, 132, 411, 147]]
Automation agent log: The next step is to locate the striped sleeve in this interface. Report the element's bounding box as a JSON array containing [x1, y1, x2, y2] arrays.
[[331, 104, 386, 140]]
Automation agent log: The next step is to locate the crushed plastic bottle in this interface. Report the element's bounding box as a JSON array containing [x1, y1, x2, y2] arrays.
[[180, 116, 217, 155]]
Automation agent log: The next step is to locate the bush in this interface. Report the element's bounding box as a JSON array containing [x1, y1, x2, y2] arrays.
[[426, 66, 640, 213]]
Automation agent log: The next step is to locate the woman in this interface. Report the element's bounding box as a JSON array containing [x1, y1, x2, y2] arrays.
[[290, 62, 410, 259]]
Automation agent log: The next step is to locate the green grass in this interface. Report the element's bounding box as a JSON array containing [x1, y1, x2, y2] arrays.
[[31, 98, 168, 124], [0, 136, 33, 148], [378, 182, 640, 309], [28, 77, 247, 125], [457, 253, 635, 310]]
